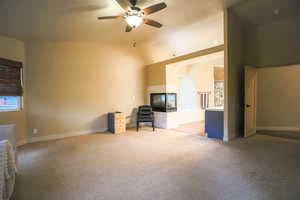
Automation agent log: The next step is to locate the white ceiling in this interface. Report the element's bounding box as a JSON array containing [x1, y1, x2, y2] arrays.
[[0, 0, 223, 43], [0, 0, 237, 64]]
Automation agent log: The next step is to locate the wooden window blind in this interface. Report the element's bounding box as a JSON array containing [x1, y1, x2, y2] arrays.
[[0, 58, 23, 96]]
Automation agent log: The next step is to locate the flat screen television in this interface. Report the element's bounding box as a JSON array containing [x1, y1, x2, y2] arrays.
[[150, 93, 177, 112]]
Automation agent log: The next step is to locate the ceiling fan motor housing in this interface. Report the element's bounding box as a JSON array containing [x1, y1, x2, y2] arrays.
[[126, 8, 144, 18], [131, 6, 141, 11], [97, 1, 167, 31]]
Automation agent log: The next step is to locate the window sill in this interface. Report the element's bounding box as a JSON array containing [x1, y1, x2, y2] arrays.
[[0, 109, 21, 113]]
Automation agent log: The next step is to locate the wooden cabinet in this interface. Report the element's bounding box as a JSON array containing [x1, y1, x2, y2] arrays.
[[108, 112, 126, 134]]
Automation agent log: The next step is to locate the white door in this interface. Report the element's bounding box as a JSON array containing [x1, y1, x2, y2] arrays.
[[244, 66, 257, 137]]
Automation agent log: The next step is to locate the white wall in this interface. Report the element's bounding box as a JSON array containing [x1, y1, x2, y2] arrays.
[[257, 65, 300, 130], [166, 63, 215, 125]]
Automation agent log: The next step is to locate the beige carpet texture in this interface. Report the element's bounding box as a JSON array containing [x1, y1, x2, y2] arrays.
[[16, 128, 300, 200], [172, 121, 206, 136]]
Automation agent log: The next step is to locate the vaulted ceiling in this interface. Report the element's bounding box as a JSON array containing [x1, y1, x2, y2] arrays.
[[230, 0, 300, 27], [0, 0, 223, 43], [0, 0, 243, 63]]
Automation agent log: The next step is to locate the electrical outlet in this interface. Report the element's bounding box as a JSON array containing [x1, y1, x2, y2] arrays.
[[33, 128, 38, 134]]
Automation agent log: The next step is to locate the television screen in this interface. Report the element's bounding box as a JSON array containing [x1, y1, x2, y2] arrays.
[[167, 94, 176, 109], [151, 93, 177, 112], [152, 94, 165, 107]]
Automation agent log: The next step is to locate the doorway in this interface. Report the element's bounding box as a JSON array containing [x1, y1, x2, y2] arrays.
[[244, 64, 300, 140], [166, 51, 225, 137]]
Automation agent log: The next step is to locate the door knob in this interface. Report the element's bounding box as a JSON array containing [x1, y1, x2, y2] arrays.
[[246, 104, 251, 108]]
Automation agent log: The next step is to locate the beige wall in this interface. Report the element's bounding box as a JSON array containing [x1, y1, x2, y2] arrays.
[[257, 65, 300, 129], [246, 14, 300, 67], [0, 35, 28, 143], [162, 63, 215, 125], [145, 45, 224, 107], [175, 64, 215, 123], [225, 9, 300, 138], [166, 63, 215, 95], [25, 41, 145, 138], [214, 67, 224, 81], [226, 10, 245, 140], [145, 63, 166, 87], [146, 45, 224, 88], [139, 13, 224, 65], [244, 13, 300, 131]]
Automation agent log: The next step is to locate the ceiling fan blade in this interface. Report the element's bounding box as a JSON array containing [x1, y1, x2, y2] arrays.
[[126, 25, 133, 32], [128, 0, 138, 6], [115, 0, 130, 10], [143, 18, 163, 28], [97, 15, 122, 20], [143, 2, 167, 15]]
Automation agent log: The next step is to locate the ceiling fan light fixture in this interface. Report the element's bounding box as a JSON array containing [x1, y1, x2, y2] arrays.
[[97, 1, 167, 32], [126, 15, 143, 28]]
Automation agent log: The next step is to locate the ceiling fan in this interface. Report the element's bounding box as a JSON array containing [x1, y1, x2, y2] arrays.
[[97, 0, 167, 32]]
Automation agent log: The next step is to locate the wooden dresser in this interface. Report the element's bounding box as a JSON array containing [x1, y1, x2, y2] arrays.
[[108, 112, 126, 134]]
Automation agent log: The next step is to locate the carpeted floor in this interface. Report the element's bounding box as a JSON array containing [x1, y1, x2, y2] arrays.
[[172, 121, 206, 136], [16, 128, 300, 200], [257, 130, 300, 140]]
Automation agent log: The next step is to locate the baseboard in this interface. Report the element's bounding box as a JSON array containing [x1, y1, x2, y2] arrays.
[[27, 128, 107, 144], [223, 134, 228, 142], [257, 126, 300, 132], [17, 138, 28, 147], [223, 133, 237, 142]]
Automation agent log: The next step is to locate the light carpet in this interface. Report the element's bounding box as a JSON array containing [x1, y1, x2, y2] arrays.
[[16, 128, 300, 200]]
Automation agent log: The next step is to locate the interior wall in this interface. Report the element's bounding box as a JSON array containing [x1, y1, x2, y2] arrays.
[[226, 3, 300, 139], [25, 41, 145, 139], [246, 14, 300, 67], [145, 63, 167, 104], [257, 65, 300, 130], [181, 64, 215, 123], [145, 45, 224, 103], [214, 67, 224, 81], [243, 13, 300, 132], [226, 10, 245, 140], [145, 63, 166, 87], [139, 13, 224, 65], [0, 35, 28, 144], [166, 63, 215, 124]]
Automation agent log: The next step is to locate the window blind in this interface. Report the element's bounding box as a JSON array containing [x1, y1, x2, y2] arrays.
[[0, 58, 23, 96]]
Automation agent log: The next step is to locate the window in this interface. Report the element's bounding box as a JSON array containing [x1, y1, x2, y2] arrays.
[[0, 96, 21, 112], [214, 80, 224, 107], [0, 58, 23, 112]]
